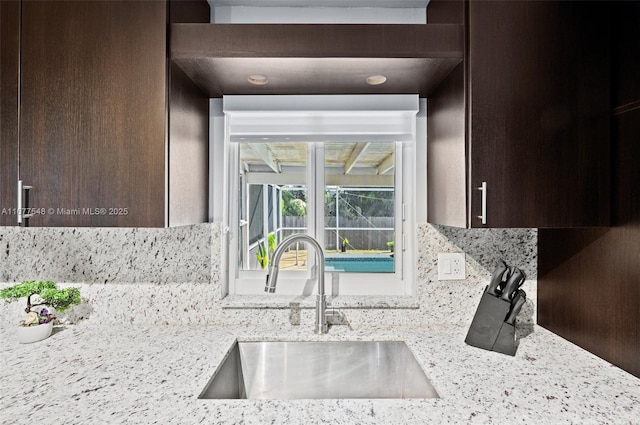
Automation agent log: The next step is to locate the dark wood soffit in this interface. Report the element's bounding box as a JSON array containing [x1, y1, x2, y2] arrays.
[[172, 57, 461, 98], [169, 0, 210, 24], [170, 24, 463, 98], [171, 24, 463, 58], [426, 0, 464, 24]]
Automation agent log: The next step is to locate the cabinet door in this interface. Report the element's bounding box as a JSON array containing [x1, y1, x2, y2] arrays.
[[468, 1, 610, 228], [0, 1, 20, 226], [19, 1, 167, 227]]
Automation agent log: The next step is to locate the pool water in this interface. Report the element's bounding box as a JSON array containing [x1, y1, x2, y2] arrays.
[[325, 255, 394, 273]]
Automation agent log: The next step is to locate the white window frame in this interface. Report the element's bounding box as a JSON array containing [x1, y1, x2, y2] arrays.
[[219, 95, 421, 297]]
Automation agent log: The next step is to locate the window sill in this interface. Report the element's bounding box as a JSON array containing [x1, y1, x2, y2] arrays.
[[220, 294, 419, 310]]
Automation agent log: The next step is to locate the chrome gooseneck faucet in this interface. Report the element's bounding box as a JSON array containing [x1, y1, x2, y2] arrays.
[[264, 234, 328, 334]]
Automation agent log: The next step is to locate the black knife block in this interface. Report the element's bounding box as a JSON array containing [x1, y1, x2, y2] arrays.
[[465, 286, 517, 356]]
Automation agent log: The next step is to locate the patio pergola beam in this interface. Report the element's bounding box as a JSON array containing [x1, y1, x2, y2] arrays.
[[249, 144, 281, 173], [344, 142, 370, 175], [377, 153, 395, 175]]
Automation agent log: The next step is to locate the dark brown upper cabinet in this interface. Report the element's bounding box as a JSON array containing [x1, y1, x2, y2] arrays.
[[1, 0, 209, 228], [427, 1, 611, 228], [0, 1, 21, 227]]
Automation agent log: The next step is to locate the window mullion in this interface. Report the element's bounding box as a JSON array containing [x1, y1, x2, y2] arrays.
[[396, 142, 404, 281], [262, 184, 269, 264], [314, 143, 325, 247], [228, 142, 240, 291], [303, 142, 326, 281]]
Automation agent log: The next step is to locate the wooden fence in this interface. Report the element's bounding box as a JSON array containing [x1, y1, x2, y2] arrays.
[[282, 216, 394, 251]]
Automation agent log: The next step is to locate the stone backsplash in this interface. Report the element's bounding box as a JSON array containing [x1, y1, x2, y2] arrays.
[[0, 224, 214, 283], [0, 223, 536, 329]]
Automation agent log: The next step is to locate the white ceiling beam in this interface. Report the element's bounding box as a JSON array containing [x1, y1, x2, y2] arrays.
[[377, 153, 395, 175], [248, 144, 281, 173], [344, 142, 370, 175]]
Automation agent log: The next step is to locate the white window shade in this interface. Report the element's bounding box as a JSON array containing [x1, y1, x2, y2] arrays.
[[223, 95, 419, 143]]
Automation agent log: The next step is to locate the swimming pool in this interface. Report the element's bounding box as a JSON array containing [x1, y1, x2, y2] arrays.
[[325, 255, 394, 273]]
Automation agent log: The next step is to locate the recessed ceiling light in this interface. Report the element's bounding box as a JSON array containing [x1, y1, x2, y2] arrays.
[[248, 75, 268, 85], [366, 75, 387, 85]]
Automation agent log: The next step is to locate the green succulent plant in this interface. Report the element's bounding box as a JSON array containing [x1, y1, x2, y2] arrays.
[[268, 232, 277, 254], [256, 243, 268, 269]]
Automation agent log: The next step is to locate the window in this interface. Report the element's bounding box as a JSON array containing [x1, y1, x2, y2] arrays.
[[323, 142, 397, 275], [221, 95, 420, 297]]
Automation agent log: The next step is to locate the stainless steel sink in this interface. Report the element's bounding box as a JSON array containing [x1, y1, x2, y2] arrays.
[[199, 341, 439, 399]]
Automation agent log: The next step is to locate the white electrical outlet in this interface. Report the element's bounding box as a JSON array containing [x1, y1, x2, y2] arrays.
[[437, 253, 466, 280]]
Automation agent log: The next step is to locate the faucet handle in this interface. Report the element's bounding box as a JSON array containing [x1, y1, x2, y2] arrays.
[[264, 266, 279, 293], [264, 274, 272, 293]]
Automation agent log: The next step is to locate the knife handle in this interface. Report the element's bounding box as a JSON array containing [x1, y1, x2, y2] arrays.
[[486, 260, 509, 297], [505, 290, 526, 325], [500, 267, 526, 301], [497, 267, 512, 294]]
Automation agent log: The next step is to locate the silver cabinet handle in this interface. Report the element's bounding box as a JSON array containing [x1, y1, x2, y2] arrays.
[[17, 180, 33, 225], [477, 181, 487, 225], [17, 180, 23, 224]]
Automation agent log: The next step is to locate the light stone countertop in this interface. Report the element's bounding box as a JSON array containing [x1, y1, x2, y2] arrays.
[[1, 322, 639, 425]]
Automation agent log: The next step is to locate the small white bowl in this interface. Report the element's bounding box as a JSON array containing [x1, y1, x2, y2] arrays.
[[16, 321, 53, 344]]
